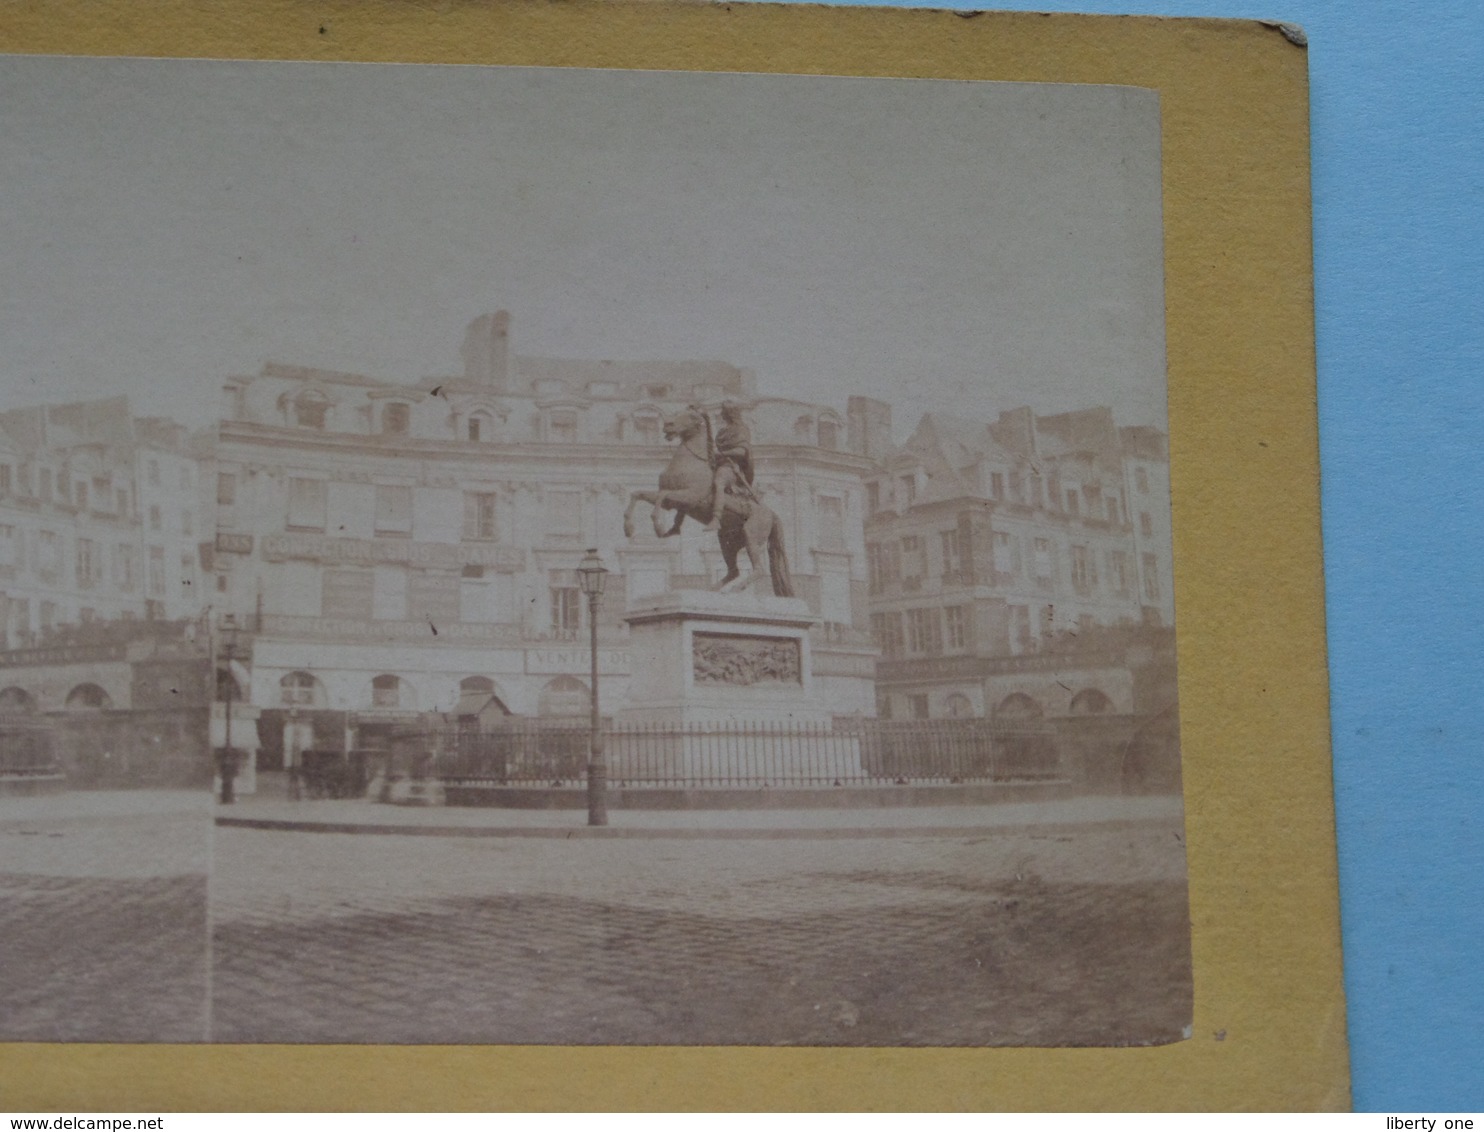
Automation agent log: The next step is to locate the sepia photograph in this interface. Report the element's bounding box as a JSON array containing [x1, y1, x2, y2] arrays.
[[1, 56, 1188, 1047]]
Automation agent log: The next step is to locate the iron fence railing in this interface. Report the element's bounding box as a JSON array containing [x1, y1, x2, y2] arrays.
[[430, 718, 1063, 789]]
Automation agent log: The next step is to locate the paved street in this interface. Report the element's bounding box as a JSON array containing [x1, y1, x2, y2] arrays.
[[0, 790, 211, 1042], [0, 788, 1191, 1047], [210, 818, 1192, 1047]]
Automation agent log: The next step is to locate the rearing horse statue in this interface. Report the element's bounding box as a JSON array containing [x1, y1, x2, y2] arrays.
[[622, 407, 795, 597]]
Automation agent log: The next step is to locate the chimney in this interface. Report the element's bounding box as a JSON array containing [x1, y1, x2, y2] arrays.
[[847, 396, 893, 460], [461, 311, 511, 388]]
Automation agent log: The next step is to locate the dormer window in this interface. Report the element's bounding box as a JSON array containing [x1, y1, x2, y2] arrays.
[[293, 391, 330, 430], [382, 403, 410, 437], [817, 416, 841, 451]]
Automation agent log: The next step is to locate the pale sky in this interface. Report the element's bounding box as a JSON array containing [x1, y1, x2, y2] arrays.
[[0, 57, 1167, 437]]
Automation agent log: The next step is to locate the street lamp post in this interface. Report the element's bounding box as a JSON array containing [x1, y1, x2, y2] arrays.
[[576, 548, 609, 827], [218, 613, 240, 805]]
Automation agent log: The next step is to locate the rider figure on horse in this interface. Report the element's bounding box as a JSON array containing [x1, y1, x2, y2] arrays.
[[702, 401, 760, 532]]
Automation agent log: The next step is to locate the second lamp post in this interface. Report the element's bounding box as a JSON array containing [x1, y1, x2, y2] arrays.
[[576, 548, 609, 827]]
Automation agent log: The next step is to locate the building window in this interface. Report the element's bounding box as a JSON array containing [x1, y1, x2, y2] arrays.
[[548, 411, 578, 443], [901, 536, 926, 588], [182, 510, 193, 536], [467, 411, 495, 443], [1070, 688, 1114, 715], [37, 531, 62, 584], [944, 605, 968, 650], [898, 474, 916, 507], [1011, 604, 1032, 650], [1065, 489, 1079, 516], [180, 552, 195, 593], [39, 468, 52, 502], [1070, 544, 1097, 594], [877, 694, 893, 721], [1140, 512, 1154, 538], [867, 541, 901, 593], [322, 570, 374, 620], [75, 538, 99, 590], [116, 488, 129, 516], [990, 471, 1005, 500], [817, 418, 840, 451], [551, 586, 581, 634], [148, 546, 165, 596], [940, 529, 964, 582], [1033, 538, 1055, 587], [995, 692, 1043, 722], [287, 478, 328, 531], [93, 477, 110, 507], [871, 611, 904, 658], [371, 674, 402, 708], [1107, 550, 1130, 597], [76, 482, 88, 511], [280, 671, 319, 707], [409, 572, 460, 625], [375, 485, 414, 536], [818, 496, 845, 550], [382, 403, 411, 436], [1135, 466, 1150, 494], [1106, 493, 1120, 523], [906, 607, 943, 656], [147, 460, 160, 487], [992, 530, 1019, 579], [908, 693, 930, 720], [217, 473, 236, 507], [1028, 473, 1044, 508], [0, 466, 9, 495], [39, 601, 55, 632], [0, 525, 17, 572], [114, 544, 136, 591], [1142, 553, 1161, 602], [546, 490, 582, 538], [293, 393, 329, 430], [632, 413, 661, 445], [945, 693, 974, 719], [866, 482, 880, 514], [463, 492, 498, 541]]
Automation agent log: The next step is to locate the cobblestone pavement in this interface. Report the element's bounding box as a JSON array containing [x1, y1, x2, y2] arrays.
[[210, 822, 1192, 1047], [0, 791, 210, 1042]]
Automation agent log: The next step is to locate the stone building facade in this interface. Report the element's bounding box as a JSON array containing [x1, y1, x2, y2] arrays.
[[864, 407, 1177, 725], [0, 396, 214, 643], [214, 312, 878, 765], [0, 397, 214, 785]]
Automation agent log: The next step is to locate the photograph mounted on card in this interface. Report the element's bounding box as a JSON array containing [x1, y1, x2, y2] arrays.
[[0, 0, 1343, 1112]]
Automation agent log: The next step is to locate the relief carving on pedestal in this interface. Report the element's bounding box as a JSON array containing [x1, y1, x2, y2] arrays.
[[692, 633, 802, 687]]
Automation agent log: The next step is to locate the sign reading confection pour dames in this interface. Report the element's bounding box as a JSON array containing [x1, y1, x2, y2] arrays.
[[261, 533, 525, 572]]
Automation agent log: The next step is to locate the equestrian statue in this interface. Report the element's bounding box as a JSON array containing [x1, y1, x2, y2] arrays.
[[622, 402, 795, 597]]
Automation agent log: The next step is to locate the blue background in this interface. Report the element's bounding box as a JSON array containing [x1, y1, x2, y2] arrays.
[[806, 0, 1484, 1111]]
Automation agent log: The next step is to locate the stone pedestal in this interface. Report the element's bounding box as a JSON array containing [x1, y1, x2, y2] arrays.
[[621, 590, 824, 724], [617, 590, 861, 783]]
